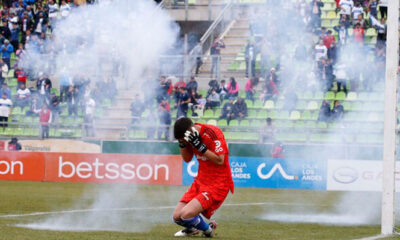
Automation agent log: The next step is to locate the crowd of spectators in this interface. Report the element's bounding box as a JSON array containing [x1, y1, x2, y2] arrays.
[[0, 0, 111, 138]]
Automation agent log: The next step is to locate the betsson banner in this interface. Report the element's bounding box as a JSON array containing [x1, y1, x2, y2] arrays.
[[0, 152, 182, 185]]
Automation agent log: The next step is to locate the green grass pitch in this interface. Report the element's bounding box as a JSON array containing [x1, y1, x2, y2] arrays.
[[0, 181, 397, 240]]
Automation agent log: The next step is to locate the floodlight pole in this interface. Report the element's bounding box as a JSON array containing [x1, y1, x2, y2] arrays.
[[381, 0, 399, 235]]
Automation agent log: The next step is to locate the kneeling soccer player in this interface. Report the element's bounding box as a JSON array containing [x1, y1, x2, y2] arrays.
[[172, 117, 234, 238]]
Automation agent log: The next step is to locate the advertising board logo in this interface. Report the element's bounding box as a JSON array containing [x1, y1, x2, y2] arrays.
[[333, 167, 358, 184], [257, 163, 296, 180]]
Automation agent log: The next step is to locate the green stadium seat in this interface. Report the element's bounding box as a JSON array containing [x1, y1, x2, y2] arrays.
[[290, 111, 301, 120], [307, 101, 319, 111], [253, 100, 263, 108], [248, 109, 257, 118], [314, 91, 324, 100], [203, 109, 214, 118], [275, 100, 284, 109], [326, 11, 337, 19], [242, 132, 259, 141], [294, 120, 304, 128], [207, 119, 217, 126], [305, 121, 317, 128], [217, 119, 228, 127], [295, 100, 307, 110], [269, 110, 278, 119], [325, 91, 335, 100], [256, 110, 268, 119], [335, 91, 346, 101], [317, 121, 327, 128], [310, 134, 341, 143], [301, 111, 312, 120], [277, 111, 290, 119], [214, 109, 221, 117], [196, 119, 206, 124], [366, 28, 377, 37], [229, 119, 239, 126], [356, 134, 382, 144], [254, 119, 265, 126], [302, 91, 313, 99], [358, 92, 368, 101], [245, 100, 253, 108], [264, 100, 274, 109], [240, 119, 250, 126]]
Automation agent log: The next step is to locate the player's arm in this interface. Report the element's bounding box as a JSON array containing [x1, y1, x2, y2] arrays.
[[202, 150, 224, 165]]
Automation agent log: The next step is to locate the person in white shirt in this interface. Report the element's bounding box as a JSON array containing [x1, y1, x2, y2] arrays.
[[0, 59, 8, 85], [352, 2, 364, 20], [15, 83, 31, 111], [0, 93, 12, 129], [60, 0, 71, 18], [315, 39, 328, 62], [48, 0, 59, 30], [339, 0, 354, 20], [84, 96, 96, 137]]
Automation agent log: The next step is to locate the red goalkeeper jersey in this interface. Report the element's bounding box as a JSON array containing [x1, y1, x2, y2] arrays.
[[191, 123, 234, 199]]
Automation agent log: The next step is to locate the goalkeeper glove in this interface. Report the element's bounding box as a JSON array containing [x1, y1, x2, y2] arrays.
[[184, 127, 207, 154]]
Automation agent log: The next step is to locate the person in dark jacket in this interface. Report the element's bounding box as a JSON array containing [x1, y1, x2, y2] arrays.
[[8, 137, 21, 151], [219, 97, 235, 124], [233, 97, 248, 121], [318, 100, 331, 122]]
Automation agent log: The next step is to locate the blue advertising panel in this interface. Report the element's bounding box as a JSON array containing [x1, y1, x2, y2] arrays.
[[182, 157, 326, 190]]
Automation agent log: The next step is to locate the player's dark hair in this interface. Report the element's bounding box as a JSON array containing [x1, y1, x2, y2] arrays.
[[174, 117, 193, 139]]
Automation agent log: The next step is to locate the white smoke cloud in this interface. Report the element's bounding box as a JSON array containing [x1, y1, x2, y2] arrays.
[[20, 0, 179, 88]]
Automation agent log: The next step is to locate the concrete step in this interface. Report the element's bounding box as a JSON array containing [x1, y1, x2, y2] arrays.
[[226, 28, 250, 35]]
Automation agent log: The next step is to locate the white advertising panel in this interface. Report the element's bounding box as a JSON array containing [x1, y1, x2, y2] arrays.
[[327, 160, 400, 192]]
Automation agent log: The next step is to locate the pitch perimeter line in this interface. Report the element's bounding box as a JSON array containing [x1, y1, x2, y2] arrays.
[[0, 202, 330, 219], [353, 234, 386, 240]]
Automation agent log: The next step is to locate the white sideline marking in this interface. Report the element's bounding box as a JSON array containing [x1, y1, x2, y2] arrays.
[[0, 202, 329, 219], [352, 234, 386, 240]]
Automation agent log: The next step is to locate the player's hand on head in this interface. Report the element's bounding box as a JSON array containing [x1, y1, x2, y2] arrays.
[[184, 127, 207, 154]]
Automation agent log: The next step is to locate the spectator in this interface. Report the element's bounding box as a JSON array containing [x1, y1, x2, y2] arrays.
[[0, 21, 11, 41], [261, 75, 279, 101], [310, 0, 324, 29], [334, 20, 349, 45], [353, 23, 364, 44], [186, 76, 198, 93], [0, 92, 12, 130], [318, 100, 331, 122], [49, 92, 60, 124], [205, 89, 220, 110], [208, 79, 227, 100], [232, 97, 248, 121], [130, 94, 144, 125], [176, 87, 190, 118], [157, 97, 171, 140], [1, 39, 13, 68], [59, 71, 71, 102], [36, 73, 52, 104], [352, 1, 364, 20], [375, 17, 387, 44], [379, 0, 387, 19], [15, 83, 31, 111], [261, 118, 275, 143], [20, 15, 34, 45], [328, 41, 338, 63], [219, 97, 235, 124], [36, 103, 52, 139], [8, 137, 21, 151], [245, 77, 259, 102], [60, 0, 71, 18], [323, 30, 336, 50], [338, 0, 354, 23], [368, 0, 378, 18], [226, 77, 239, 99], [192, 40, 203, 76], [315, 39, 328, 61], [0, 83, 11, 99], [10, 21, 19, 52], [210, 38, 225, 78], [331, 100, 344, 120], [271, 141, 285, 159], [0, 59, 8, 86], [173, 77, 186, 101], [317, 58, 334, 91], [48, 0, 58, 31], [353, 13, 367, 29], [66, 85, 78, 117], [245, 40, 256, 77], [84, 96, 96, 137]]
